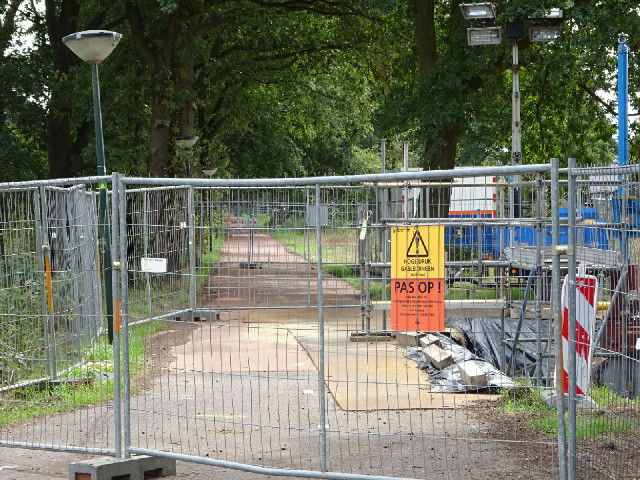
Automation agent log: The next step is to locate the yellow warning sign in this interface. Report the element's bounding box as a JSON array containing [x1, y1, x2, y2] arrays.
[[99, 182, 106, 189], [391, 226, 444, 279], [391, 225, 445, 332]]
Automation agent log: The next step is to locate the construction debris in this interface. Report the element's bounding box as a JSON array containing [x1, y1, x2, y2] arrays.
[[422, 344, 453, 369], [458, 360, 488, 387], [395, 331, 424, 347]]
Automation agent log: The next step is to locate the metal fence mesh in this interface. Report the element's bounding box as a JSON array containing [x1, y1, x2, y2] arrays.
[[2, 164, 640, 479], [0, 182, 115, 454], [121, 171, 563, 479], [569, 165, 640, 479]]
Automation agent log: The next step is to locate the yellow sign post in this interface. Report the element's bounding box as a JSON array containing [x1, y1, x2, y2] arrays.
[[391, 225, 445, 331]]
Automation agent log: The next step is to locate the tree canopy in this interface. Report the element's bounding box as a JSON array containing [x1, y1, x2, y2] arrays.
[[1, 0, 639, 183]]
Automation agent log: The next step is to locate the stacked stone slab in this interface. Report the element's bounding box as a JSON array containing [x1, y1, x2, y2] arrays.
[[395, 331, 424, 347], [458, 360, 488, 387], [422, 343, 453, 369]]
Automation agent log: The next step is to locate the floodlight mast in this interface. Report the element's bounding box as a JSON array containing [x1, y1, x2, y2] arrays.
[[511, 38, 522, 218]]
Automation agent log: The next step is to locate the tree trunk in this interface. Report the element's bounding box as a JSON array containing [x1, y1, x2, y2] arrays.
[[413, 0, 436, 76], [47, 113, 84, 178], [45, 0, 92, 179], [414, 0, 463, 217], [148, 84, 171, 177], [425, 126, 460, 218]]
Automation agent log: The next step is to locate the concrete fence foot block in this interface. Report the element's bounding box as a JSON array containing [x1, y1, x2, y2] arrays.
[[69, 455, 176, 480]]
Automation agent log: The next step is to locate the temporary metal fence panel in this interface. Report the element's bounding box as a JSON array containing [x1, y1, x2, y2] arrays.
[[0, 179, 117, 455], [6, 164, 639, 479], [120, 165, 566, 480], [566, 163, 640, 480]]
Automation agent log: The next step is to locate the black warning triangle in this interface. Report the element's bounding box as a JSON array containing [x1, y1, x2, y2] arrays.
[[406, 230, 429, 257]]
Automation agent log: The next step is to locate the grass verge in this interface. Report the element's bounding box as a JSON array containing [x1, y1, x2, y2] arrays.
[[0, 320, 166, 427], [500, 381, 638, 441]]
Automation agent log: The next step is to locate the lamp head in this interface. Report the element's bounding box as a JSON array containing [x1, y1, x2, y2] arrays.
[[467, 27, 502, 46], [62, 30, 122, 65], [459, 3, 497, 20], [176, 136, 199, 149]]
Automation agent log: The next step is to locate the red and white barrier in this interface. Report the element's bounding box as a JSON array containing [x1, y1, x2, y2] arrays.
[[561, 275, 598, 394]]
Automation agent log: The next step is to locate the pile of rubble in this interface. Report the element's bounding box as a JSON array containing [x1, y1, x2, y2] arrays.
[[396, 331, 515, 393]]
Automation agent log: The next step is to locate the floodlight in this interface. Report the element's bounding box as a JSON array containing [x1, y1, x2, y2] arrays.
[[529, 26, 562, 42], [467, 27, 502, 46], [176, 136, 199, 149], [62, 30, 122, 65], [528, 8, 563, 19], [460, 3, 496, 20]]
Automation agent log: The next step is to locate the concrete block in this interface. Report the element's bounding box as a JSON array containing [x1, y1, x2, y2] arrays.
[[458, 360, 488, 387], [395, 331, 424, 347], [422, 344, 453, 370], [69, 455, 176, 480], [419, 334, 441, 348]]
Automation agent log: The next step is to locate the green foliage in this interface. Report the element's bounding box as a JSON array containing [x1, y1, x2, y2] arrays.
[[2, 0, 639, 180]]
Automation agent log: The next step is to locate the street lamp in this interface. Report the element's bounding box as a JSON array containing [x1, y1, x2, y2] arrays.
[[176, 135, 199, 176], [63, 30, 122, 344]]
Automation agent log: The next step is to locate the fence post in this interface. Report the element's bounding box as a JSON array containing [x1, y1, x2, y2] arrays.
[[119, 175, 131, 458], [567, 157, 578, 478], [621, 172, 629, 398], [188, 185, 196, 318], [34, 188, 50, 379], [38, 185, 57, 380], [535, 174, 543, 386], [315, 184, 327, 472], [111, 172, 122, 458], [143, 190, 152, 319], [551, 158, 568, 480]]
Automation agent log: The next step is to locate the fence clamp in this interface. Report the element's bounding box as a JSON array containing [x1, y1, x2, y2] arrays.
[[112, 261, 122, 270], [552, 244, 573, 256]]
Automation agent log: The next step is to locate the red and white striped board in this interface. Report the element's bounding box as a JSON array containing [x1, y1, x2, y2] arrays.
[[561, 275, 598, 394]]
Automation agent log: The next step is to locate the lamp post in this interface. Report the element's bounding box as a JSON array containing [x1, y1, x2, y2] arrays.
[[63, 30, 122, 344], [176, 135, 199, 177]]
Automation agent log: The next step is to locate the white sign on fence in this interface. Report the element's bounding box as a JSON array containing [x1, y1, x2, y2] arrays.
[[141, 257, 167, 273]]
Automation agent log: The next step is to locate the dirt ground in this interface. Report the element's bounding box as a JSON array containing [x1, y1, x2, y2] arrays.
[[1, 231, 637, 479]]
